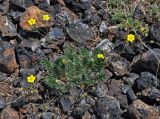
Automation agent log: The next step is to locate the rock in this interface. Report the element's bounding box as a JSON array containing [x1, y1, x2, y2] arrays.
[[11, 97, 27, 108], [13, 77, 29, 88], [107, 80, 128, 109], [66, 21, 96, 48], [41, 112, 53, 119], [99, 21, 107, 33], [0, 40, 17, 73], [20, 6, 53, 31], [0, 71, 8, 81], [133, 5, 145, 20], [82, 111, 91, 119], [150, 22, 160, 43], [86, 96, 95, 106], [0, 0, 9, 15], [0, 107, 19, 119], [95, 83, 108, 97], [123, 73, 140, 86], [48, 27, 65, 41], [54, 7, 78, 26], [96, 39, 113, 54], [108, 53, 129, 76], [98, 8, 110, 20], [71, 1, 91, 12], [0, 99, 5, 109], [126, 88, 137, 102], [139, 87, 160, 101], [97, 96, 123, 119], [60, 95, 76, 112], [82, 9, 93, 23], [8, 12, 23, 21], [131, 48, 160, 78], [31, 40, 41, 52], [18, 54, 31, 69], [10, 0, 33, 9], [90, 14, 101, 25], [127, 99, 160, 119], [122, 84, 137, 102], [148, 87, 160, 100], [19, 68, 36, 77], [121, 84, 130, 94], [0, 15, 17, 37], [93, 0, 103, 9], [135, 72, 159, 90]]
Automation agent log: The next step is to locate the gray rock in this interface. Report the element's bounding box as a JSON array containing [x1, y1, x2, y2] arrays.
[[111, 55, 129, 76], [41, 112, 52, 119], [131, 48, 160, 78], [10, 0, 33, 9], [48, 27, 65, 41], [0, 99, 5, 109], [0, 71, 8, 82], [121, 84, 130, 94], [0, 15, 17, 37], [20, 68, 36, 78], [135, 72, 159, 90], [86, 96, 95, 106], [150, 22, 160, 42], [127, 88, 137, 102], [97, 96, 123, 119], [123, 73, 140, 86], [66, 21, 95, 48], [90, 14, 101, 25], [96, 39, 113, 54], [60, 95, 75, 112], [139, 87, 160, 100], [31, 41, 41, 52], [99, 21, 107, 33], [95, 83, 108, 97]]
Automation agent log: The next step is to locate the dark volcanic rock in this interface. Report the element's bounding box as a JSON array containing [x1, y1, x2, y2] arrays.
[[123, 73, 140, 86], [97, 96, 123, 119], [0, 71, 8, 81], [60, 95, 76, 112], [66, 21, 96, 48], [135, 72, 159, 90], [95, 83, 108, 97], [131, 48, 160, 78], [41, 112, 53, 119], [48, 27, 65, 41], [0, 40, 17, 73], [0, 99, 5, 109], [10, 0, 33, 9], [150, 22, 160, 43]]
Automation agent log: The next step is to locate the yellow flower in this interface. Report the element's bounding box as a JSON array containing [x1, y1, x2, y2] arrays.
[[27, 75, 36, 83], [127, 34, 135, 42], [97, 54, 105, 59], [28, 18, 36, 26], [43, 14, 50, 21]]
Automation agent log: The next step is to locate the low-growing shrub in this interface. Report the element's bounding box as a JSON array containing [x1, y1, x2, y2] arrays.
[[41, 43, 107, 92]]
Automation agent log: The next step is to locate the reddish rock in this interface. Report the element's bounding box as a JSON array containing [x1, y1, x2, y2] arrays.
[[128, 99, 160, 119], [0, 107, 19, 119], [0, 41, 17, 73], [82, 111, 91, 119]]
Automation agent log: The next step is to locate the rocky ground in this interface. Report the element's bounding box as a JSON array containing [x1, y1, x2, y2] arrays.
[[0, 0, 160, 119]]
